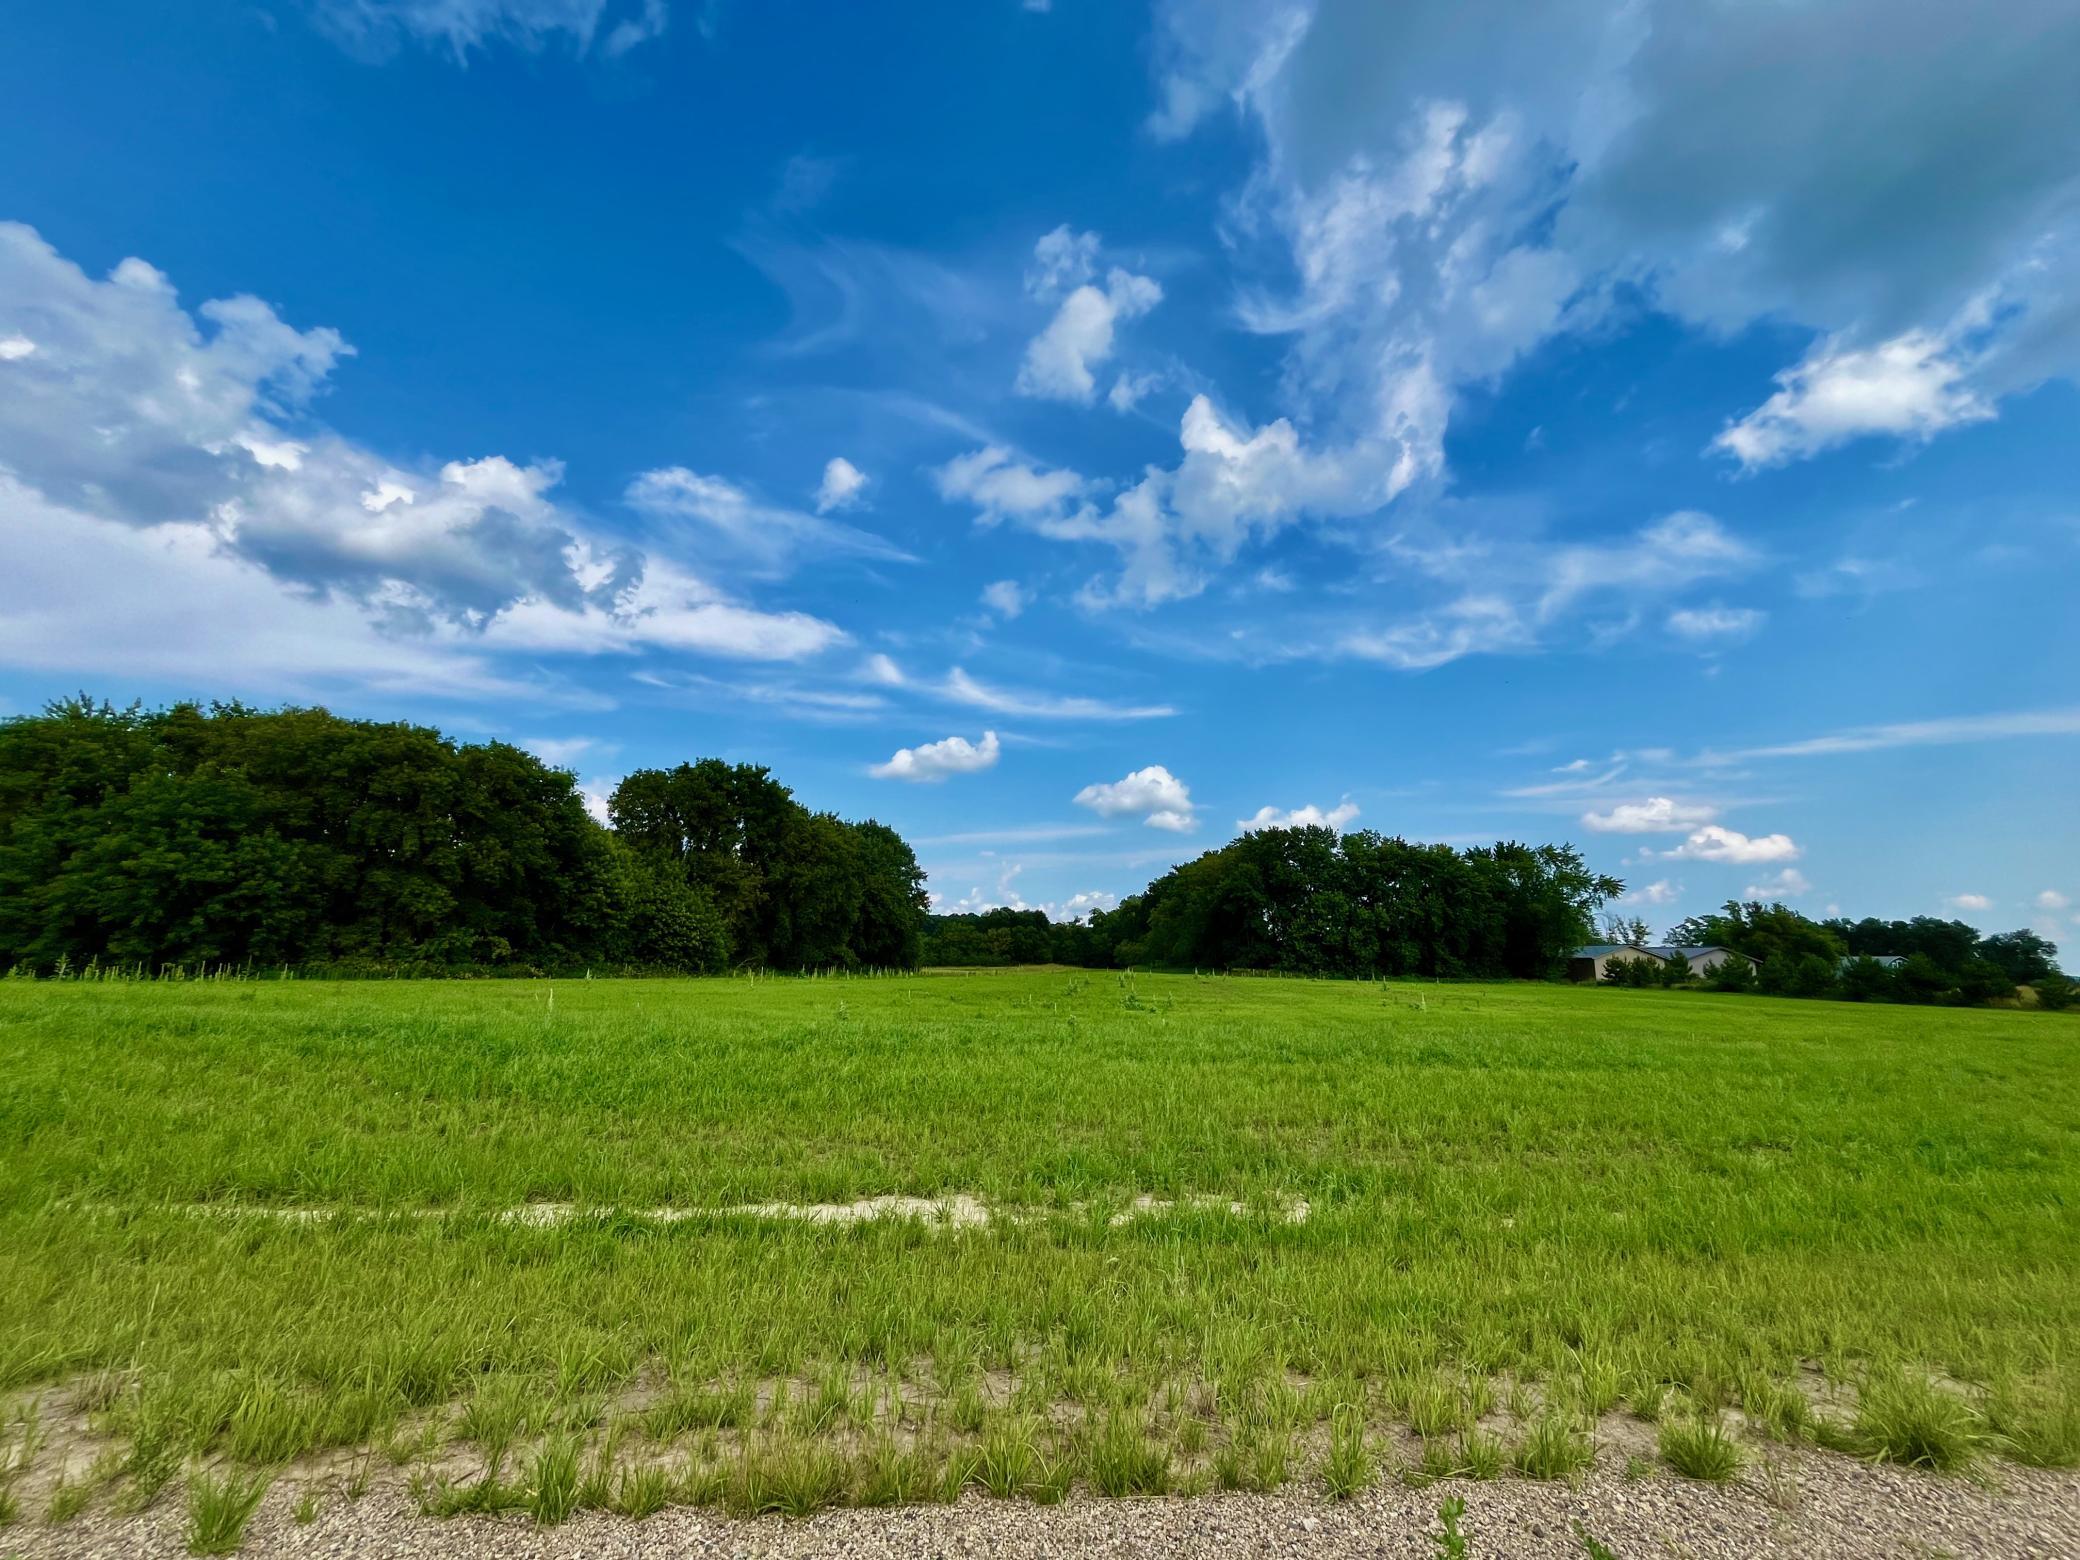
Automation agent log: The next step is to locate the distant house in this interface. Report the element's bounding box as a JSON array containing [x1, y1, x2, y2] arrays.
[[1569, 944, 1670, 982], [1568, 943, 1759, 981], [1651, 945, 1757, 976], [1839, 954, 1905, 971]]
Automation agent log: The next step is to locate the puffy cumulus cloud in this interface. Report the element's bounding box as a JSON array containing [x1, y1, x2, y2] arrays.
[[0, 474, 525, 700], [1144, 0, 2080, 492], [626, 466, 910, 574], [2038, 890, 2072, 912], [1714, 329, 1993, 468], [1582, 796, 1716, 834], [935, 394, 1418, 610], [814, 456, 867, 513], [1947, 892, 1994, 912], [1667, 604, 1765, 642], [934, 446, 1087, 526], [310, 0, 668, 60], [0, 223, 844, 682], [1017, 261, 1163, 404], [1662, 825, 1802, 865], [1238, 798, 1359, 832], [870, 730, 1001, 783], [1074, 765, 1197, 831], [1745, 868, 1812, 901], [980, 580, 1029, 619]]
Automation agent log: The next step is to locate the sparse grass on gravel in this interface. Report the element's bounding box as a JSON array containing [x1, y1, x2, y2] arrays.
[[2, 970, 2077, 1523]]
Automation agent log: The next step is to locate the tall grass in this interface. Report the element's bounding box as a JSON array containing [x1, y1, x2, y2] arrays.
[[0, 972, 2075, 1517]]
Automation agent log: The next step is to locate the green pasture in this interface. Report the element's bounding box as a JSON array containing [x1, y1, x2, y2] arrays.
[[1, 971, 2075, 1529]]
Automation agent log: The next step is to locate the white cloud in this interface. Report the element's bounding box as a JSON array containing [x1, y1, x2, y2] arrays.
[[1239, 798, 1360, 832], [1745, 868, 1812, 901], [1050, 890, 1119, 920], [814, 455, 867, 513], [1663, 825, 1802, 865], [310, 0, 669, 60], [1714, 329, 1994, 468], [524, 736, 597, 767], [859, 652, 907, 687], [1668, 604, 1765, 642], [934, 445, 1087, 525], [575, 776, 618, 827], [1699, 707, 2080, 763], [940, 667, 1174, 721], [479, 555, 844, 661], [1025, 225, 1100, 298], [2037, 890, 2071, 911], [0, 476, 523, 700], [1338, 511, 1754, 672], [1017, 261, 1163, 404], [0, 223, 848, 677], [870, 730, 1001, 783], [0, 333, 35, 360], [1582, 796, 1717, 834], [1947, 892, 1994, 912], [1109, 370, 1162, 411], [626, 466, 909, 572], [980, 580, 1028, 619], [1074, 765, 1197, 832], [1141, 0, 2080, 520], [1620, 879, 1680, 908]]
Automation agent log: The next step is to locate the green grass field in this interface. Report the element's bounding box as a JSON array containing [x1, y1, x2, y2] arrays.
[[2, 970, 2077, 1527]]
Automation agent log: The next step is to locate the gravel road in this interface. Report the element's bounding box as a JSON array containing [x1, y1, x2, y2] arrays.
[[10, 1451, 2078, 1560]]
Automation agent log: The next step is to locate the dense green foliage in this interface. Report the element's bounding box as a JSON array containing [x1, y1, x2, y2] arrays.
[[1666, 900, 2061, 1007], [610, 759, 925, 971], [926, 827, 1621, 978], [1, 973, 2075, 1512], [0, 699, 925, 974]]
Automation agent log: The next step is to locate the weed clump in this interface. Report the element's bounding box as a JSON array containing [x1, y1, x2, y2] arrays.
[[1827, 1374, 1985, 1472], [1513, 1415, 1594, 1481], [1658, 1413, 1743, 1481], [184, 1468, 269, 1556], [1324, 1404, 1376, 1498]]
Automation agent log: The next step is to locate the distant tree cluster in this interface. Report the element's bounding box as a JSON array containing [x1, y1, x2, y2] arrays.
[[1640, 900, 2068, 1009], [927, 827, 1623, 980], [0, 699, 926, 975]]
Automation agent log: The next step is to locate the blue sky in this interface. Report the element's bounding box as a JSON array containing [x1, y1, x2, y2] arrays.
[[2, 0, 2076, 942]]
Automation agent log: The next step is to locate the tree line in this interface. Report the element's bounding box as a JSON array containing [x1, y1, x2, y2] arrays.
[[0, 699, 926, 975], [925, 827, 1625, 980], [1595, 900, 2068, 1009]]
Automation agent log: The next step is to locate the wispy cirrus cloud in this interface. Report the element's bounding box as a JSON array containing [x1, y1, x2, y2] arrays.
[[1696, 707, 2080, 764]]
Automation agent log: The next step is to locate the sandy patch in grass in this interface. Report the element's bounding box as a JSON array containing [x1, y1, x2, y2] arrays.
[[117, 1194, 1312, 1230]]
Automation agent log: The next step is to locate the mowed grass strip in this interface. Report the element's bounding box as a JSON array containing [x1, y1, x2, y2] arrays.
[[1, 971, 2077, 1512]]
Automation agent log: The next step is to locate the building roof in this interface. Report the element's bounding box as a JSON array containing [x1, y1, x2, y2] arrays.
[[1646, 944, 1747, 961], [1573, 944, 1668, 959]]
